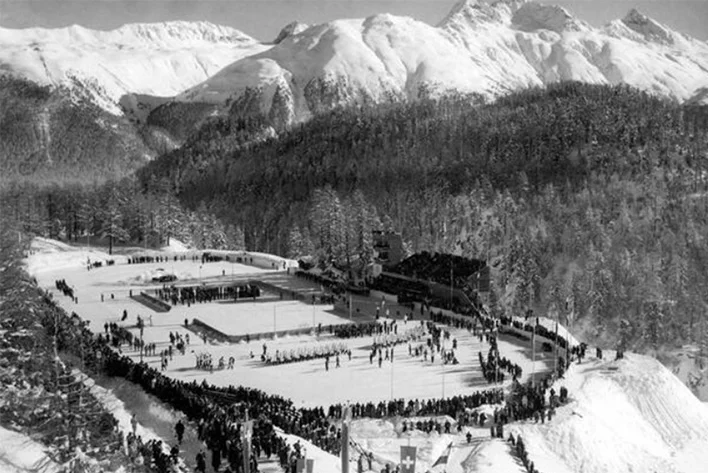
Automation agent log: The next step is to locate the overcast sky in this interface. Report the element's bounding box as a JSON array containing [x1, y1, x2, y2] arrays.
[[0, 1, 706, 41]]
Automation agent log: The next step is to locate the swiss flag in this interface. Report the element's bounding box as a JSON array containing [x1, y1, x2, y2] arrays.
[[400, 445, 417, 473]]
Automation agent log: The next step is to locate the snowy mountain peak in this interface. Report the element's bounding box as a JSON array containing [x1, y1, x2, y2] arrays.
[[273, 21, 311, 44], [113, 21, 256, 45], [0, 20, 257, 47], [511, 2, 586, 33], [439, 0, 526, 28], [621, 8, 676, 45], [0, 20, 267, 115]]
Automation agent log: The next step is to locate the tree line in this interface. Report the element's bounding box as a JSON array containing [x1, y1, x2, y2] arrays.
[[137, 82, 708, 352], [0, 177, 246, 254]]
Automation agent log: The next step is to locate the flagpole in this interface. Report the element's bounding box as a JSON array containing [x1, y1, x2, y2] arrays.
[[341, 404, 350, 473], [243, 410, 251, 473], [532, 317, 536, 387], [441, 339, 445, 399], [554, 309, 559, 378], [494, 324, 499, 387], [390, 354, 394, 400], [566, 298, 572, 369]]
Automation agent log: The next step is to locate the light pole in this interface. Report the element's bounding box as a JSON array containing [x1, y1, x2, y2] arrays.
[[531, 317, 536, 387], [390, 353, 394, 400], [441, 339, 446, 399], [139, 322, 144, 364]]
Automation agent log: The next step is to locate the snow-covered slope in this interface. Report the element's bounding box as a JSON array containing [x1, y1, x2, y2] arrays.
[[515, 353, 708, 473], [177, 0, 708, 124], [0, 21, 268, 114], [0, 426, 59, 473]]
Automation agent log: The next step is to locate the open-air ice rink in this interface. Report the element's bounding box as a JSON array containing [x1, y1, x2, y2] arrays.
[[29, 240, 555, 409]]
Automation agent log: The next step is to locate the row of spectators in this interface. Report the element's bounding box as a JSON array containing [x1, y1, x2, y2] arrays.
[[333, 321, 386, 338], [127, 255, 185, 264], [500, 315, 570, 351], [508, 434, 540, 473], [325, 389, 504, 420], [154, 283, 260, 305], [294, 270, 345, 294]]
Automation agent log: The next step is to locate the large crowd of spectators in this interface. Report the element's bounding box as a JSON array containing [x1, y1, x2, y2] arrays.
[[479, 332, 523, 383], [390, 252, 485, 289], [154, 283, 260, 306], [326, 389, 504, 421], [43, 257, 585, 473]]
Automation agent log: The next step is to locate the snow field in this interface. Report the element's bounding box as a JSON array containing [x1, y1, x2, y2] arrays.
[[0, 426, 60, 473]]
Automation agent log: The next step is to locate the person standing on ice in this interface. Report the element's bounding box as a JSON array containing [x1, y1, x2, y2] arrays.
[[195, 450, 206, 473], [175, 420, 185, 444], [131, 414, 138, 435]]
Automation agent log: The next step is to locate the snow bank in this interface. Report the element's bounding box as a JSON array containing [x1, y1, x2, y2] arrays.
[[25, 237, 125, 275], [160, 238, 190, 253], [204, 249, 298, 270], [516, 353, 708, 473], [0, 426, 59, 473], [468, 439, 526, 473]]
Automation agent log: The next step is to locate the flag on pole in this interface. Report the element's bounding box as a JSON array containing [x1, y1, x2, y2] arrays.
[[306, 458, 314, 473], [241, 419, 253, 473], [432, 443, 452, 467], [400, 445, 417, 473], [341, 405, 352, 473]]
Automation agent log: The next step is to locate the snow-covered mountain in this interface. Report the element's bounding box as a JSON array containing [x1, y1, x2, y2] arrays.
[[175, 0, 708, 125], [0, 21, 268, 115], [1, 0, 707, 125]]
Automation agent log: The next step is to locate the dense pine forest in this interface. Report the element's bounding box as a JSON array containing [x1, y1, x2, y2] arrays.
[[137, 83, 708, 352], [0, 76, 156, 183], [0, 178, 245, 254], [4, 82, 708, 353]]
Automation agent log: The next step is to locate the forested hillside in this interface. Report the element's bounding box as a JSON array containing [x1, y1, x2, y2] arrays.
[[139, 83, 708, 352], [0, 76, 154, 184], [0, 178, 245, 254], [0, 222, 136, 470]]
